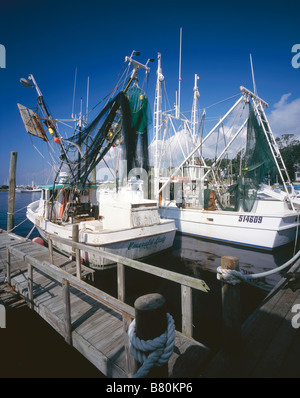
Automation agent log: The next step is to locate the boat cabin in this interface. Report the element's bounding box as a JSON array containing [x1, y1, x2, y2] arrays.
[[40, 184, 99, 224]]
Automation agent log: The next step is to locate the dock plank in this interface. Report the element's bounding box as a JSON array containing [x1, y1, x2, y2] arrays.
[[200, 259, 300, 378]]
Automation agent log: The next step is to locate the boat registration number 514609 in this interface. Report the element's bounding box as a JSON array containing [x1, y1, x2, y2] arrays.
[[238, 215, 263, 223]]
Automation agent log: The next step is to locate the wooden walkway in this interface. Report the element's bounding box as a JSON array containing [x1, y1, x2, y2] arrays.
[[200, 258, 300, 378], [1, 229, 299, 378], [0, 230, 211, 378]]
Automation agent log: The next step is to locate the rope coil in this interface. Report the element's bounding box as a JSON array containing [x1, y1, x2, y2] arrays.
[[128, 312, 175, 378]]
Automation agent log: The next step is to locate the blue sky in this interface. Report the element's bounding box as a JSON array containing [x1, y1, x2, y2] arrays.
[[0, 0, 299, 185]]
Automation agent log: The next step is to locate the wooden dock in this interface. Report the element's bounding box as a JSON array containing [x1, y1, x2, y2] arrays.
[[0, 230, 211, 378], [1, 229, 299, 378], [200, 257, 300, 378]]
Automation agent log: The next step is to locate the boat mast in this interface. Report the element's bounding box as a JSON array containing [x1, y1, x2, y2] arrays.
[[191, 74, 200, 140], [158, 94, 245, 195], [191, 74, 200, 177], [249, 54, 258, 96], [153, 52, 164, 200], [176, 28, 182, 118]]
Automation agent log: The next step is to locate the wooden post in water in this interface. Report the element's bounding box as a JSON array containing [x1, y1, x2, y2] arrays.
[[7, 151, 18, 232], [221, 256, 242, 355], [134, 293, 169, 377]]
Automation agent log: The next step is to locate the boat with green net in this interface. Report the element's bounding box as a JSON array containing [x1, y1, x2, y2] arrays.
[[18, 52, 176, 268], [152, 53, 300, 251]]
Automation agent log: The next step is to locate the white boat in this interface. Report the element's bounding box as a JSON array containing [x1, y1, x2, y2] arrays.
[[20, 186, 42, 193], [19, 52, 176, 269], [27, 182, 176, 268], [151, 52, 300, 251]]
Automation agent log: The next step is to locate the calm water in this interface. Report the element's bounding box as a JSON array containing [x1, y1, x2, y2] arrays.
[[0, 190, 298, 349], [0, 191, 40, 239]]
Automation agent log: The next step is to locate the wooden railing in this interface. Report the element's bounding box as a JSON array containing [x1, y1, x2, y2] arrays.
[[6, 232, 209, 340], [45, 231, 210, 337], [6, 245, 135, 342]]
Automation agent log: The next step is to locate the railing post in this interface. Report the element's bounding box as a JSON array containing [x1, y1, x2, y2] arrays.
[[48, 237, 54, 265], [181, 284, 193, 337], [72, 224, 81, 279], [28, 263, 33, 310], [62, 278, 72, 345], [123, 312, 138, 377], [75, 248, 81, 280], [117, 262, 125, 302], [221, 256, 242, 355], [72, 224, 79, 257], [6, 248, 11, 286]]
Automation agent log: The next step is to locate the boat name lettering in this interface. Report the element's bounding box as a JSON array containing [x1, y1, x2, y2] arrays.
[[238, 215, 263, 223], [128, 235, 166, 250]]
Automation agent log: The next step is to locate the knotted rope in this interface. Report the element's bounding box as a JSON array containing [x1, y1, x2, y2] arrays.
[[217, 267, 245, 285], [217, 247, 300, 285], [128, 312, 175, 378]]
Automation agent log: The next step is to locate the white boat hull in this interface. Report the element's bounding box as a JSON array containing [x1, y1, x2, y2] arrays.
[[159, 199, 300, 251], [27, 200, 176, 269]]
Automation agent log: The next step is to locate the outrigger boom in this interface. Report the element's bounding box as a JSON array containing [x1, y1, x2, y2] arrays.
[[240, 85, 269, 108]]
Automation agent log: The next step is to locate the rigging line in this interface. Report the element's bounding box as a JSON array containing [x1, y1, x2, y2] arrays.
[[29, 136, 59, 173], [201, 92, 241, 112], [84, 61, 128, 119], [14, 204, 29, 213], [26, 224, 36, 239], [6, 217, 28, 233], [214, 101, 247, 175], [102, 157, 116, 180]]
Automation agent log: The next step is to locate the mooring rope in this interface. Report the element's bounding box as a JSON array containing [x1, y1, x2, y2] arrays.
[[217, 248, 300, 285], [128, 312, 175, 378]]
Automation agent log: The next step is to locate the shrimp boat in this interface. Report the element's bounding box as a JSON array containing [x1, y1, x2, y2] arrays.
[[18, 52, 176, 269], [151, 52, 300, 251]]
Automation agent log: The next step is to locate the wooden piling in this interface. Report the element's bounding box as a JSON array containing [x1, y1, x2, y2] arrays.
[[62, 278, 72, 345], [221, 256, 242, 355], [134, 293, 169, 377], [72, 224, 81, 279], [7, 151, 17, 232]]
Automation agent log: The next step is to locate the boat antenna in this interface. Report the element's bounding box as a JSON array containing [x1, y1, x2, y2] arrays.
[[72, 67, 77, 119], [250, 54, 258, 96], [176, 27, 182, 118], [86, 76, 89, 122]]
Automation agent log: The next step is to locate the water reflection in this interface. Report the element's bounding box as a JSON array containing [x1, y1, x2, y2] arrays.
[[170, 234, 299, 291]]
